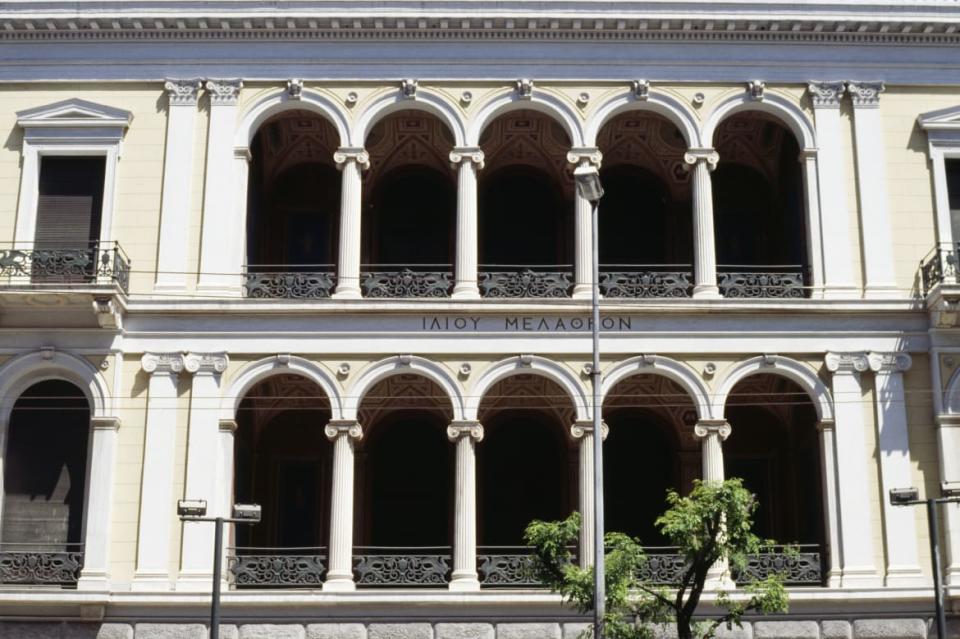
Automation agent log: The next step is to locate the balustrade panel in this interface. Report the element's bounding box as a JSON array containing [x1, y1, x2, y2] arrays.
[[0, 242, 129, 293]]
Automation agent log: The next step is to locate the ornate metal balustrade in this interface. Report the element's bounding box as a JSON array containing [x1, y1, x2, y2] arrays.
[[717, 266, 806, 298], [361, 266, 452, 298], [242, 265, 336, 298], [637, 549, 690, 585], [0, 545, 83, 586], [228, 548, 327, 588], [479, 265, 573, 298], [0, 242, 130, 294], [599, 266, 693, 298], [477, 547, 540, 587], [353, 547, 451, 587], [920, 244, 960, 295], [733, 545, 823, 585]]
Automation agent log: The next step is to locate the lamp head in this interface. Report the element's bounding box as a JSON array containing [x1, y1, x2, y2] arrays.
[[889, 487, 920, 505], [231, 503, 262, 522], [574, 164, 604, 204], [941, 481, 960, 499], [177, 499, 207, 518]]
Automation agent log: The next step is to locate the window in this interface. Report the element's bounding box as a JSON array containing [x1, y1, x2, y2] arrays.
[[35, 157, 106, 249]]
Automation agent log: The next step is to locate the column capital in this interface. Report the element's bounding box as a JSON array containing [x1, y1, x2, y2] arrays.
[[219, 419, 238, 433], [334, 147, 370, 171], [205, 78, 243, 106], [141, 352, 185, 375], [165, 79, 203, 106], [867, 351, 912, 374], [807, 81, 846, 109], [449, 147, 485, 169], [91, 416, 121, 431], [566, 147, 602, 169], [325, 419, 364, 441], [570, 419, 609, 440], [694, 419, 731, 441], [815, 419, 836, 433], [847, 81, 884, 108], [825, 351, 870, 373], [683, 148, 719, 171], [183, 352, 229, 375], [447, 421, 484, 442]]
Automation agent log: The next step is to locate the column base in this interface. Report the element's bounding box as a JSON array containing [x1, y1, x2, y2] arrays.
[[130, 572, 173, 592], [571, 284, 592, 299], [332, 286, 362, 300], [76, 573, 110, 592], [692, 285, 722, 299], [175, 573, 215, 591], [152, 281, 187, 294], [452, 285, 481, 300], [840, 567, 883, 588], [863, 284, 901, 300], [884, 567, 928, 588], [448, 575, 481, 592], [822, 285, 860, 300], [944, 566, 960, 588], [322, 575, 356, 592]]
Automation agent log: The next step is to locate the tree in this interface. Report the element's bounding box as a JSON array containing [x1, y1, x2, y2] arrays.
[[523, 478, 790, 639]]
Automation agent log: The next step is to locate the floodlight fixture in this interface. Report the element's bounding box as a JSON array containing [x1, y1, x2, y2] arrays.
[[889, 487, 920, 505], [574, 164, 604, 204], [177, 499, 208, 518], [231, 503, 262, 522], [941, 481, 960, 499]]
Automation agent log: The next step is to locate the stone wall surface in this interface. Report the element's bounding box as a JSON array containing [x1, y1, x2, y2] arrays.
[[0, 620, 942, 639]]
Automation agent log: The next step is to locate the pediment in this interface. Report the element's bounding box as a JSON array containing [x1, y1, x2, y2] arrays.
[[919, 104, 960, 131], [16, 98, 132, 129]]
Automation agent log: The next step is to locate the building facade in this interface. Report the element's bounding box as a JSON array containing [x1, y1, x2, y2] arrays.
[[1, 1, 960, 637]]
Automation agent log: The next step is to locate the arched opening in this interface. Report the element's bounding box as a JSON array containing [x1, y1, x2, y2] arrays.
[[232, 374, 332, 587], [361, 110, 457, 297], [244, 110, 341, 298], [603, 375, 698, 547], [354, 373, 453, 586], [1, 380, 89, 586], [712, 113, 808, 298], [476, 374, 576, 585], [478, 111, 574, 297], [596, 113, 694, 297], [723, 374, 825, 585]]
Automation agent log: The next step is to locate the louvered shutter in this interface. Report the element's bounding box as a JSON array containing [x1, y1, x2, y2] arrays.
[[34, 156, 106, 248]]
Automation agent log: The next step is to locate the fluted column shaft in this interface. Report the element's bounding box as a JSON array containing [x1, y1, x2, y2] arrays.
[[567, 149, 603, 299], [450, 149, 484, 299], [448, 421, 484, 590], [334, 149, 368, 299], [324, 420, 363, 591], [684, 150, 721, 299], [571, 420, 605, 568]]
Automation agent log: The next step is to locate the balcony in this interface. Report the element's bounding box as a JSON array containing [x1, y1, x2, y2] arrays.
[[920, 244, 959, 296], [243, 265, 337, 299], [717, 265, 806, 298], [361, 265, 453, 298], [0, 242, 130, 294], [0, 543, 84, 587], [226, 544, 823, 589], [479, 265, 573, 298], [599, 265, 693, 298]]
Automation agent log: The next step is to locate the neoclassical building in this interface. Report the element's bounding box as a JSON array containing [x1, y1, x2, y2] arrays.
[[1, 1, 960, 638]]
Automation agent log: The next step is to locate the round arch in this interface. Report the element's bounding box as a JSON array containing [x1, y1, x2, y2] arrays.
[[713, 356, 834, 422], [702, 91, 816, 151], [0, 350, 109, 424], [220, 355, 344, 421], [585, 91, 701, 148], [234, 89, 350, 150], [466, 355, 589, 422], [467, 89, 584, 147], [345, 356, 465, 422], [601, 355, 713, 421], [351, 90, 466, 147]]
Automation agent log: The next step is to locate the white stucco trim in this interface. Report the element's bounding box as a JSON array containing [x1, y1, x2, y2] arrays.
[[601, 355, 713, 421], [467, 87, 585, 147], [234, 88, 350, 150], [712, 354, 834, 422], [584, 89, 701, 148], [352, 89, 467, 147], [220, 355, 344, 421], [345, 355, 465, 422], [465, 355, 590, 422]]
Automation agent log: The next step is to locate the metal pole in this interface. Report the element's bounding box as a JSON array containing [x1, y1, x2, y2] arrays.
[[928, 499, 947, 639], [211, 517, 223, 639], [591, 199, 605, 639]]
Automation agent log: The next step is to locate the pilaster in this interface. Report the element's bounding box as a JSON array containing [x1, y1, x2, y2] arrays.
[[324, 420, 363, 591], [683, 149, 721, 299], [447, 421, 484, 591], [567, 148, 602, 300], [450, 148, 484, 299], [77, 416, 121, 591], [816, 419, 842, 588], [936, 414, 960, 587], [332, 148, 369, 299]]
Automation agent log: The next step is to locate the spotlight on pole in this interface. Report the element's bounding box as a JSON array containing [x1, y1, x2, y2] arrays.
[[574, 164, 604, 204]]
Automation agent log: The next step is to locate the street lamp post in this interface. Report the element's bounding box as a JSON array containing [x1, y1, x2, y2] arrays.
[[574, 163, 605, 639], [178, 499, 262, 639], [889, 483, 960, 639]]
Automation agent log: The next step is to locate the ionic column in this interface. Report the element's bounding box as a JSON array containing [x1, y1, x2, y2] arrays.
[[807, 82, 857, 298], [683, 149, 721, 299], [694, 420, 730, 482], [133, 353, 184, 590], [936, 414, 960, 587], [178, 353, 229, 590], [77, 416, 121, 591], [450, 148, 484, 299], [155, 79, 202, 292], [332, 149, 369, 299], [825, 352, 881, 587], [198, 79, 243, 295], [447, 421, 484, 590], [848, 83, 899, 299], [571, 420, 607, 568], [324, 420, 363, 591], [816, 420, 842, 587], [567, 149, 603, 300], [867, 352, 925, 586]]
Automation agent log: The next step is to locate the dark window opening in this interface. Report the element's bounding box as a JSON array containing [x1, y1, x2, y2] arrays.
[[35, 156, 106, 248]]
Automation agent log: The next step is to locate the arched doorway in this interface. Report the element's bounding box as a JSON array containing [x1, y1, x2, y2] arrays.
[[1, 380, 89, 585], [712, 113, 808, 298], [596, 112, 693, 297], [361, 110, 456, 297], [244, 110, 341, 298], [354, 373, 453, 586], [478, 111, 574, 297]]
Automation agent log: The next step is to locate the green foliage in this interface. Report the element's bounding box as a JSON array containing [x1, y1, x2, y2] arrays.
[[523, 478, 791, 639]]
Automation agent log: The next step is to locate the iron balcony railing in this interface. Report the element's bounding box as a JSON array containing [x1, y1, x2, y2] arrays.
[[920, 244, 960, 296], [361, 264, 453, 298], [243, 264, 336, 299], [0, 542, 84, 586], [717, 264, 807, 298], [222, 544, 823, 589], [479, 264, 574, 298], [0, 242, 130, 294], [599, 264, 693, 298]]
